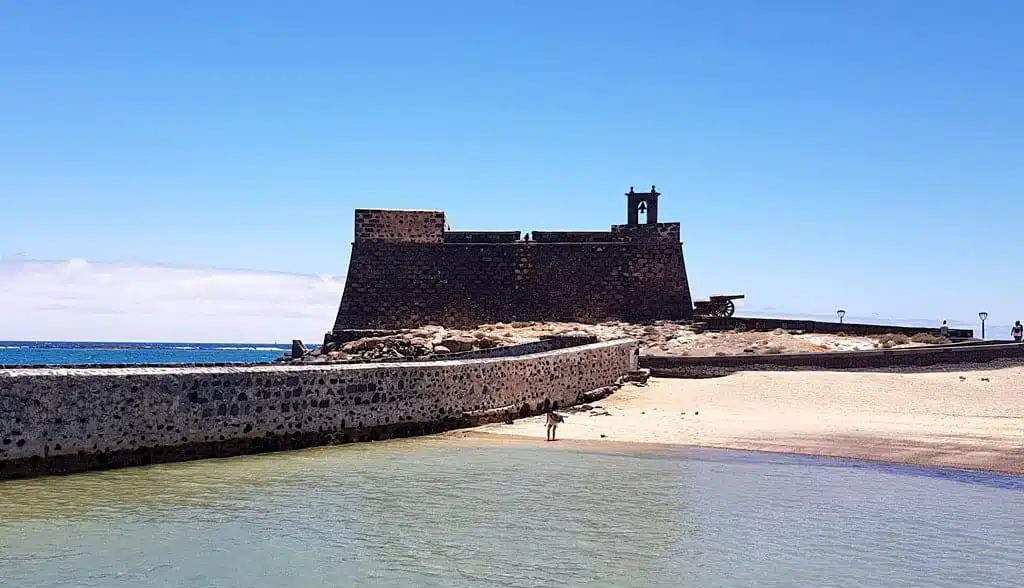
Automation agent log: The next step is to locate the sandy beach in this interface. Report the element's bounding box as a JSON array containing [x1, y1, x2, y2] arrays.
[[463, 367, 1024, 474]]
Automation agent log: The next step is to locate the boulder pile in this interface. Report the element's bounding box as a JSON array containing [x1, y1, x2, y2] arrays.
[[279, 325, 521, 363]]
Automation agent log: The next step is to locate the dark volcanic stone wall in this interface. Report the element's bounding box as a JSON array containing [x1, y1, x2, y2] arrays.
[[333, 240, 694, 330], [354, 209, 446, 243], [444, 231, 522, 243], [641, 341, 1024, 377], [531, 231, 615, 243], [0, 340, 638, 480]]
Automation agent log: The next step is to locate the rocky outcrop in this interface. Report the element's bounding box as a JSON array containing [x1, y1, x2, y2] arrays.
[[282, 326, 519, 363]]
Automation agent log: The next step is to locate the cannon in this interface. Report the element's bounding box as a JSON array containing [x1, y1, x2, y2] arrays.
[[692, 294, 745, 318]]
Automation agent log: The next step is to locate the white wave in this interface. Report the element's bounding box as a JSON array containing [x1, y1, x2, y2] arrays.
[[212, 346, 289, 351]]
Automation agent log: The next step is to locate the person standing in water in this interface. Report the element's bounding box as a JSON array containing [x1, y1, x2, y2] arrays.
[[546, 411, 563, 441], [1012, 320, 1023, 343]]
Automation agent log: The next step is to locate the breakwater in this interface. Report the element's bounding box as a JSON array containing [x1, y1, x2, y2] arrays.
[[706, 316, 974, 339], [642, 342, 1024, 378], [0, 339, 638, 480]]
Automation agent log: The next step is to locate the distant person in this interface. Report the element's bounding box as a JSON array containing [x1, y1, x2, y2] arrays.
[[939, 320, 949, 337], [545, 410, 564, 441], [1013, 321, 1023, 343]]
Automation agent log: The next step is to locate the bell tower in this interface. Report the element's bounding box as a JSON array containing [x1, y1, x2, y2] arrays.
[[626, 185, 660, 225]]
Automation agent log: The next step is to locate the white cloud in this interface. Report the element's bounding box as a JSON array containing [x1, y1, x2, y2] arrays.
[[0, 258, 345, 343]]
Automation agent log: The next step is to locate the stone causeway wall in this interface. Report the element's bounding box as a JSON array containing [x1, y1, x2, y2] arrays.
[[0, 340, 638, 480], [641, 342, 1024, 378], [706, 316, 974, 339]]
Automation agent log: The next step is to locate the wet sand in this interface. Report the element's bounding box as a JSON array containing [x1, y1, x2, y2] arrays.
[[459, 368, 1024, 474]]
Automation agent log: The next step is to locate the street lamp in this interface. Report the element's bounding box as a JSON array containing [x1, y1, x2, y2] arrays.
[[837, 309, 846, 324], [979, 312, 988, 339]]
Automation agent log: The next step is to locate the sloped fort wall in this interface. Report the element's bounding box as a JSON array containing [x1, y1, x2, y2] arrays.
[[0, 340, 638, 480], [333, 203, 694, 331]]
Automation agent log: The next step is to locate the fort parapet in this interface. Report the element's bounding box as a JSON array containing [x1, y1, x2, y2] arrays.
[[332, 186, 694, 333]]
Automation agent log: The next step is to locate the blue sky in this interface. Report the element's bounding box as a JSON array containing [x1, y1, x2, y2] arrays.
[[1, 1, 1022, 340]]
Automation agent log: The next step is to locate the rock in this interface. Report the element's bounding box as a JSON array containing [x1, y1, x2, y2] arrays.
[[343, 337, 388, 353], [408, 337, 433, 349], [433, 345, 451, 354], [474, 335, 501, 349], [440, 336, 475, 353], [291, 339, 308, 359]]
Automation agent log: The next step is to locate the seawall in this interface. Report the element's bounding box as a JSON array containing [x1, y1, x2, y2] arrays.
[[0, 340, 638, 481], [641, 342, 1024, 378], [707, 316, 974, 339]]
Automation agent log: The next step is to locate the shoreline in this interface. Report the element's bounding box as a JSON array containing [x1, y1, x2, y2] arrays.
[[445, 430, 1024, 477], [455, 370, 1024, 476]]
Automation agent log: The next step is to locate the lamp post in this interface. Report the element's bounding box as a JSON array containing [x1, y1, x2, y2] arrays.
[[837, 309, 846, 324], [979, 312, 988, 339]]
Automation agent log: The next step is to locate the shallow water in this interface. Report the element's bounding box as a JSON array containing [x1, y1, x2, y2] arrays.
[[1, 441, 1022, 588]]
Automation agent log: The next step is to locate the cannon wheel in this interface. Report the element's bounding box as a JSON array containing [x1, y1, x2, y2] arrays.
[[693, 299, 737, 318], [714, 300, 736, 318]]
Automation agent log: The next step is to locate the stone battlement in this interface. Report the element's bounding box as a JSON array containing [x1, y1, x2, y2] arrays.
[[354, 209, 447, 243]]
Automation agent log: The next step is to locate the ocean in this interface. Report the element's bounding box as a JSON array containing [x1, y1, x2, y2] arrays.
[[0, 341, 291, 366]]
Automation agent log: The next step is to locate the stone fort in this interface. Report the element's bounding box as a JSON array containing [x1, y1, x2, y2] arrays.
[[331, 186, 695, 334]]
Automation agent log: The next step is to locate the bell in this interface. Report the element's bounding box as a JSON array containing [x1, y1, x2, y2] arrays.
[[638, 202, 647, 213]]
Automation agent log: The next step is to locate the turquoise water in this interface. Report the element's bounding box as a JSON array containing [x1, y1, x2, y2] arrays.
[[1, 441, 1021, 587], [0, 341, 289, 366]]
